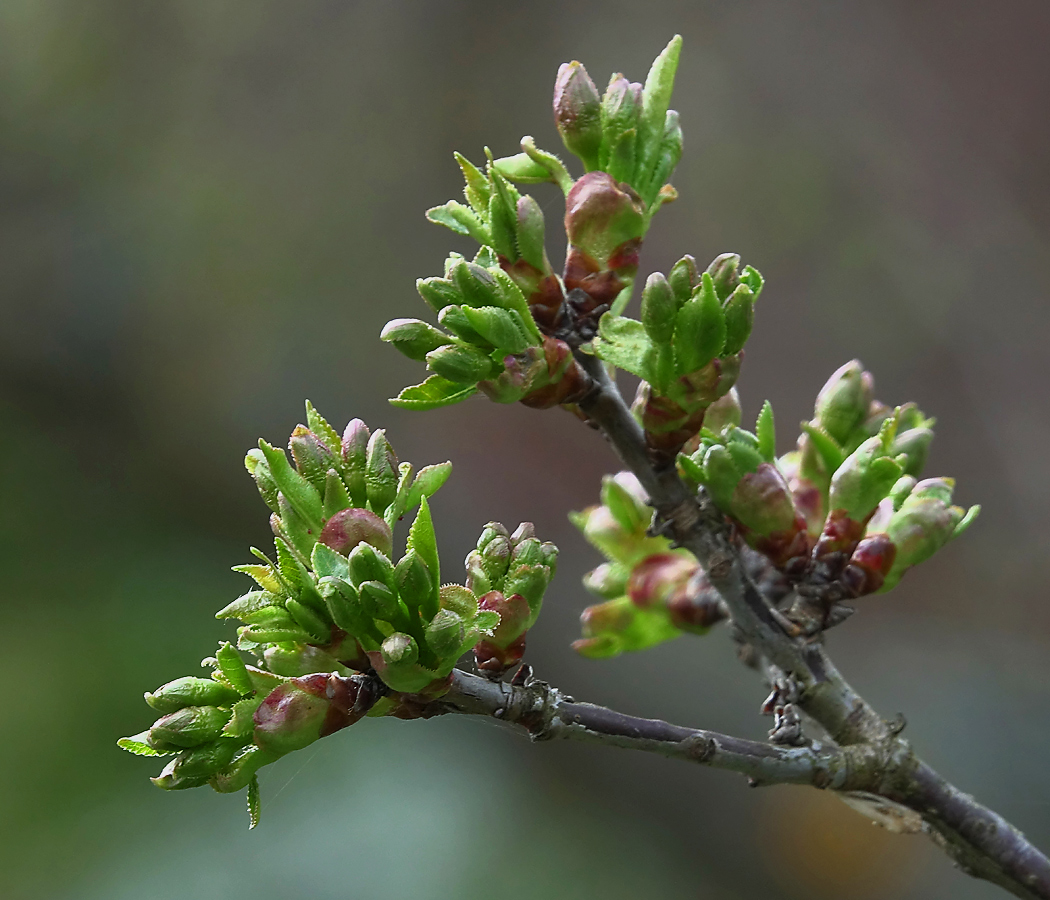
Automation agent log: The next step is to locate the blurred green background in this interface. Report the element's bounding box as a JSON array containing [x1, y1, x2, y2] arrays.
[[2, 2, 1049, 898]]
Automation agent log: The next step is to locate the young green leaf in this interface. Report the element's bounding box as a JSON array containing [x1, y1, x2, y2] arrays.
[[591, 315, 656, 381], [390, 376, 478, 410], [756, 400, 776, 462]]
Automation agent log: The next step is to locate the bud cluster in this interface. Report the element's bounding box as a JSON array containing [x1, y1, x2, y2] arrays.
[[590, 252, 763, 458], [463, 522, 559, 676], [384, 248, 591, 411], [678, 365, 979, 626], [570, 472, 724, 658], [122, 410, 561, 823]]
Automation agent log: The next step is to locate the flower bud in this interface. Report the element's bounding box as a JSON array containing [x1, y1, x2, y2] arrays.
[[319, 507, 392, 557], [554, 61, 603, 169], [163, 738, 244, 784], [381, 632, 419, 668], [627, 553, 698, 609], [150, 706, 232, 750], [564, 172, 646, 268], [425, 609, 466, 660], [667, 569, 725, 633], [815, 360, 873, 445], [145, 677, 241, 714], [365, 429, 399, 515], [668, 254, 699, 304], [359, 580, 401, 623], [253, 673, 380, 757], [674, 272, 726, 374], [583, 561, 629, 599], [341, 418, 370, 507], [721, 284, 755, 356], [705, 252, 740, 301], [891, 426, 934, 477], [416, 276, 462, 314], [288, 426, 338, 495], [641, 272, 676, 343], [478, 590, 531, 648], [880, 478, 979, 591], [394, 550, 432, 610], [381, 318, 452, 361], [502, 564, 551, 617], [516, 195, 547, 271], [827, 434, 903, 523]]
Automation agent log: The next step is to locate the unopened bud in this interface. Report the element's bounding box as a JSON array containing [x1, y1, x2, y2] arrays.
[[425, 343, 497, 384], [341, 418, 370, 507], [706, 253, 740, 301], [319, 507, 392, 558], [149, 706, 232, 749], [815, 361, 873, 445], [627, 553, 698, 608], [564, 172, 646, 268], [583, 561, 629, 598], [381, 318, 452, 361], [425, 609, 466, 660], [641, 272, 676, 343], [554, 61, 602, 169], [145, 677, 241, 714], [668, 254, 699, 304]]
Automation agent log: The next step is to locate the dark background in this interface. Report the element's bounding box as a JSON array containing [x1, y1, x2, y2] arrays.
[[2, 2, 1049, 898]]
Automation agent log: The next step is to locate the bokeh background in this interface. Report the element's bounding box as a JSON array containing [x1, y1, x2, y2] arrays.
[[2, 2, 1049, 898]]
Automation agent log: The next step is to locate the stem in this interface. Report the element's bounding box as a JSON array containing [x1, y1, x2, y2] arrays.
[[570, 350, 1050, 900]]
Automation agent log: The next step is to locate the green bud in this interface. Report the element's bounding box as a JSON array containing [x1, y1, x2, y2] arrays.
[[815, 360, 874, 446], [828, 434, 903, 523], [365, 429, 398, 515], [706, 253, 740, 302], [451, 261, 501, 309], [322, 468, 352, 519], [722, 284, 755, 356], [347, 542, 396, 590], [425, 343, 497, 384], [150, 757, 210, 791], [359, 580, 401, 623], [341, 418, 370, 507], [244, 449, 280, 513], [641, 272, 676, 343], [515, 195, 546, 271], [599, 75, 641, 177], [416, 276, 462, 314], [502, 564, 551, 618], [554, 60, 603, 170], [149, 706, 232, 749], [668, 254, 699, 304], [289, 426, 337, 494], [164, 738, 243, 783], [487, 167, 520, 261], [210, 745, 278, 794], [381, 318, 452, 361], [146, 677, 242, 714], [601, 473, 649, 533], [394, 550, 432, 610], [381, 632, 419, 668], [216, 642, 254, 695], [891, 427, 934, 477], [425, 609, 465, 660], [437, 304, 489, 346], [583, 561, 629, 599]]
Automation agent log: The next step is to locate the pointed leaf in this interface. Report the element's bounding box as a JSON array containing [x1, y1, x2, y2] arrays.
[[406, 462, 453, 509], [118, 732, 174, 757], [304, 401, 342, 456], [407, 497, 440, 619], [591, 314, 656, 381], [674, 273, 725, 374], [756, 400, 776, 462], [390, 376, 478, 410], [426, 200, 490, 245], [247, 776, 261, 830]]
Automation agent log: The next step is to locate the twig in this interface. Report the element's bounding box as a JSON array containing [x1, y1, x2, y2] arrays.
[[571, 350, 1050, 900]]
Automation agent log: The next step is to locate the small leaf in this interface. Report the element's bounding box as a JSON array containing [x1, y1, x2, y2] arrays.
[[674, 273, 725, 374], [217, 642, 254, 695], [118, 732, 174, 757], [722, 284, 755, 356], [591, 314, 655, 381], [800, 422, 845, 474], [247, 776, 261, 830], [426, 200, 490, 245], [231, 564, 281, 594], [638, 35, 683, 179], [492, 152, 553, 184], [406, 462, 452, 509], [311, 542, 350, 580], [473, 609, 501, 635], [454, 151, 491, 215], [756, 400, 776, 462], [384, 462, 416, 530], [216, 590, 278, 621], [304, 401, 342, 456], [224, 696, 265, 739], [258, 440, 323, 530], [390, 376, 478, 411], [407, 497, 440, 619]]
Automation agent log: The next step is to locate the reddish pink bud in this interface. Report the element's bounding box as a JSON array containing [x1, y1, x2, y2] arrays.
[[318, 507, 393, 558], [626, 553, 699, 609], [478, 590, 531, 648]]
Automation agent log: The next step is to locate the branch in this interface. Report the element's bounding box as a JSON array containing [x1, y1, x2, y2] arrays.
[[427, 668, 879, 792], [571, 351, 1050, 900]]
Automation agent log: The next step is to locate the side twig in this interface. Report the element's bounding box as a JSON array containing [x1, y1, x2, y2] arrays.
[[570, 350, 1050, 900]]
